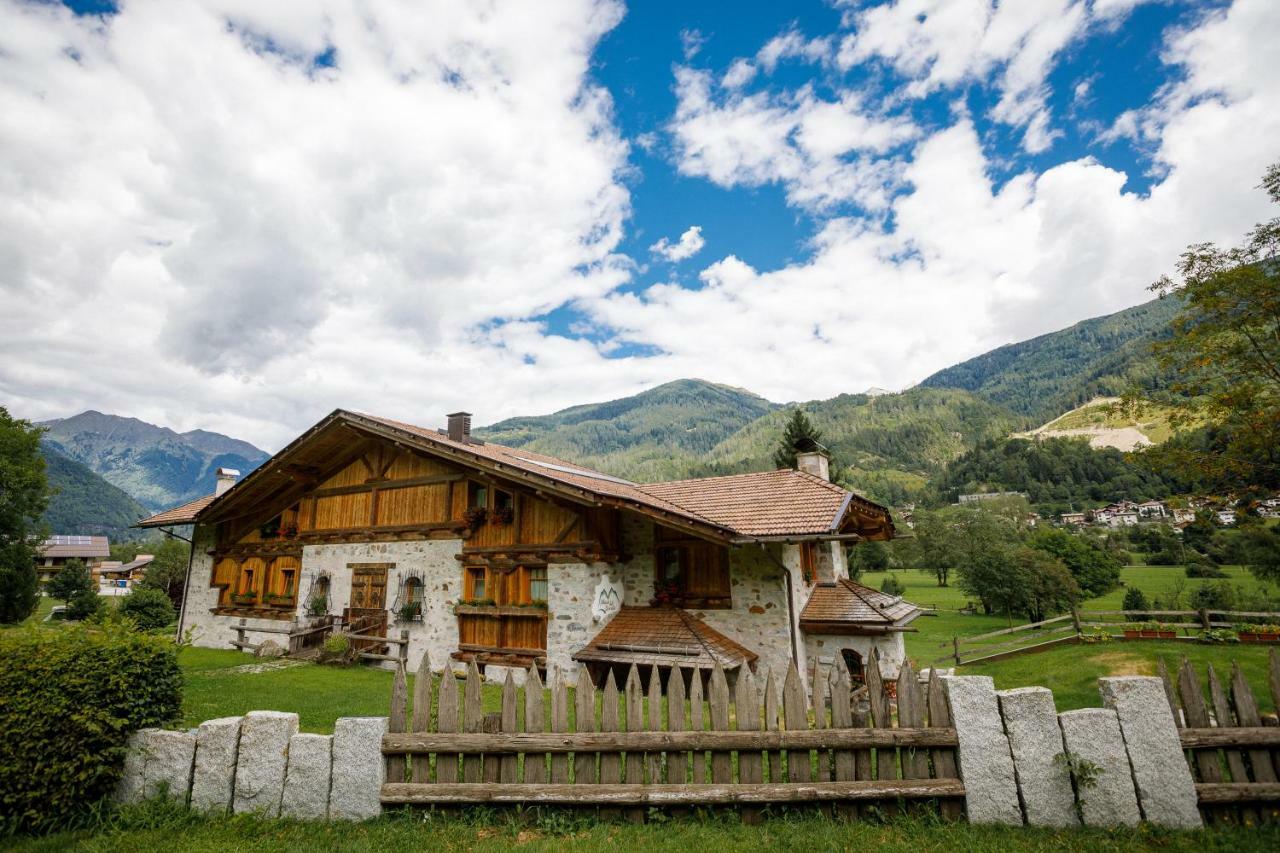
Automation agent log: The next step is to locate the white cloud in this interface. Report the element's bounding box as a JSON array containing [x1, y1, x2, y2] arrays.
[[680, 28, 706, 60], [650, 226, 706, 262], [669, 68, 918, 211], [0, 0, 632, 447]]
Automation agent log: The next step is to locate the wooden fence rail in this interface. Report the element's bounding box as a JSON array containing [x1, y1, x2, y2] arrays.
[[1158, 648, 1280, 823], [380, 652, 964, 819], [942, 610, 1280, 666]]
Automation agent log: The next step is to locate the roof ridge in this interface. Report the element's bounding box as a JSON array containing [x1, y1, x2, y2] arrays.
[[839, 577, 900, 621], [645, 468, 795, 487]]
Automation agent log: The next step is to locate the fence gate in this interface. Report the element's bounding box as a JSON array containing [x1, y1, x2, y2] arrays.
[[380, 653, 964, 819]]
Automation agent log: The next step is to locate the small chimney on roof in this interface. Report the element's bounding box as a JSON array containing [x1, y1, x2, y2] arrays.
[[446, 412, 472, 444], [795, 450, 830, 482], [215, 467, 240, 496]]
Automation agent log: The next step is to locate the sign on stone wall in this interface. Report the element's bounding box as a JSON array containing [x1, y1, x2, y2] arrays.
[[591, 573, 623, 623]]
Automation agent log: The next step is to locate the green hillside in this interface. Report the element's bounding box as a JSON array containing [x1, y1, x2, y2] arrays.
[[477, 379, 779, 482], [41, 442, 149, 540], [39, 410, 269, 513], [919, 295, 1180, 422], [697, 388, 1017, 504]]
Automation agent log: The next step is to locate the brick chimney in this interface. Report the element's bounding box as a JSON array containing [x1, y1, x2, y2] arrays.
[[446, 411, 472, 443], [796, 450, 829, 481], [215, 467, 240, 496]]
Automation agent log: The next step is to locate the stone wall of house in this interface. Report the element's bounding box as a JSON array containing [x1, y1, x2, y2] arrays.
[[803, 631, 907, 681]]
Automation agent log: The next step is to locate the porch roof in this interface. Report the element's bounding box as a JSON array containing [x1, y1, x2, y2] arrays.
[[572, 606, 759, 672], [800, 579, 921, 630]]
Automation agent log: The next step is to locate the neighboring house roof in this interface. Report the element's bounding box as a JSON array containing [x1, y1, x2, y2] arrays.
[[800, 579, 921, 633], [135, 494, 215, 527], [136, 408, 894, 541], [572, 606, 759, 672], [39, 535, 110, 559], [101, 556, 154, 576]]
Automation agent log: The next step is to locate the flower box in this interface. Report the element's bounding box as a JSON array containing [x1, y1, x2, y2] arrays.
[[1123, 629, 1176, 639], [1238, 631, 1280, 643], [230, 593, 258, 607], [265, 595, 295, 608]]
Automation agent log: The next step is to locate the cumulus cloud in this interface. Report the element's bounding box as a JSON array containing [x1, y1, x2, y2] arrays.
[[0, 0, 632, 447], [650, 226, 706, 262]]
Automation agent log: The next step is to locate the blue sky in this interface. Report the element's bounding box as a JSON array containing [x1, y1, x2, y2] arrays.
[[1, 0, 1276, 448]]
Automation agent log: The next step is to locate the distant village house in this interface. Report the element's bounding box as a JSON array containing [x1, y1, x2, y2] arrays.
[[35, 534, 110, 586]]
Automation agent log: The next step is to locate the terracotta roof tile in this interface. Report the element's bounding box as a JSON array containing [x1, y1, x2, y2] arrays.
[[642, 469, 854, 536], [135, 494, 215, 528], [573, 606, 758, 670], [800, 579, 921, 627]]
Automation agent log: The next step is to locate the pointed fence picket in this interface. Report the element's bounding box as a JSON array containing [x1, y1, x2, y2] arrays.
[[1160, 649, 1280, 825], [380, 658, 966, 818]]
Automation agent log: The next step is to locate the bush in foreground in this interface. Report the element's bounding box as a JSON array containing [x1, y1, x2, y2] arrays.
[[0, 624, 182, 835]]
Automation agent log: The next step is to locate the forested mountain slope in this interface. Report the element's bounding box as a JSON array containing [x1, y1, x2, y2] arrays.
[[39, 410, 269, 513], [476, 379, 779, 482], [41, 442, 149, 540], [919, 295, 1180, 422]]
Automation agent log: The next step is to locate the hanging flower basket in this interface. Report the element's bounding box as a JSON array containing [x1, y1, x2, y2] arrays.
[[463, 507, 488, 533], [490, 506, 514, 526]]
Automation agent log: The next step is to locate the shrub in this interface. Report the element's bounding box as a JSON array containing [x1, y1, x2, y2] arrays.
[[1185, 556, 1226, 579], [45, 557, 93, 604], [1190, 580, 1237, 611], [0, 542, 38, 624], [0, 624, 181, 834], [1121, 587, 1149, 614], [118, 587, 177, 631], [320, 634, 351, 664], [880, 575, 906, 596], [66, 587, 104, 621]]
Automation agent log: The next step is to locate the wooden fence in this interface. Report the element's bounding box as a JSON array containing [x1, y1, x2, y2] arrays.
[[943, 609, 1280, 666], [380, 654, 964, 819], [1160, 649, 1280, 823]]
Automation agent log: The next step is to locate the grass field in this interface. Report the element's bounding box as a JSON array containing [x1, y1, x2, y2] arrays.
[[11, 799, 1280, 853]]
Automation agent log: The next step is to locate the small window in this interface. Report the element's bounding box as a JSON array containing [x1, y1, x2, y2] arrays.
[[240, 568, 255, 594], [467, 482, 488, 510], [528, 567, 547, 603], [404, 576, 423, 605], [466, 567, 486, 600], [281, 570, 296, 595], [800, 543, 817, 584], [494, 489, 513, 512], [656, 547, 682, 584]]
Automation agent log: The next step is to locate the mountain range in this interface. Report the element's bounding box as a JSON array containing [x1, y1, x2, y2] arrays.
[[35, 293, 1181, 529]]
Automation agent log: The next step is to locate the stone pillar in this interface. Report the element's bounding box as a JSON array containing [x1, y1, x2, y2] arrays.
[[942, 676, 1022, 824], [191, 716, 243, 813], [115, 729, 197, 805], [1099, 676, 1202, 828], [233, 711, 299, 816], [1058, 708, 1140, 827], [997, 687, 1078, 827], [281, 733, 333, 820], [330, 717, 387, 820]]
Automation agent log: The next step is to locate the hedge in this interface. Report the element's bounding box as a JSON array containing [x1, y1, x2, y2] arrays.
[[0, 624, 182, 835]]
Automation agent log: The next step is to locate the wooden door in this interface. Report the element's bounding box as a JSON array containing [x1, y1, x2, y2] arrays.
[[345, 563, 389, 655]]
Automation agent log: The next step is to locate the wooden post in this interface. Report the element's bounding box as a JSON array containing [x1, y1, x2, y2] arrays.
[[624, 665, 644, 822], [599, 669, 620, 821], [927, 668, 962, 821], [410, 652, 433, 783], [782, 660, 810, 783], [524, 665, 545, 785], [896, 662, 929, 782], [575, 668, 597, 785], [1208, 663, 1256, 824], [399, 629, 409, 667], [463, 661, 482, 783], [953, 635, 961, 666], [436, 666, 459, 783], [709, 663, 731, 784], [763, 669, 777, 784], [647, 665, 664, 785], [1199, 608, 1212, 630], [736, 669, 763, 824], [499, 672, 517, 784], [386, 662, 408, 783], [482, 712, 502, 783], [550, 669, 570, 784], [690, 669, 706, 784], [1070, 608, 1083, 636], [1177, 658, 1225, 824], [1231, 663, 1277, 784], [667, 667, 688, 785], [830, 662, 857, 820]]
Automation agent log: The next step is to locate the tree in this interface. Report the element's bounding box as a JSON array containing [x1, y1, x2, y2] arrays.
[[66, 587, 103, 621], [0, 407, 48, 624], [1010, 547, 1080, 623], [946, 505, 1023, 615], [880, 574, 905, 596], [1027, 528, 1121, 598], [1240, 525, 1280, 585], [1122, 586, 1149, 614], [848, 540, 888, 577], [46, 558, 92, 604], [1137, 162, 1280, 492], [119, 587, 177, 630], [773, 408, 825, 470], [138, 537, 192, 609], [912, 508, 960, 587], [1182, 510, 1218, 555]]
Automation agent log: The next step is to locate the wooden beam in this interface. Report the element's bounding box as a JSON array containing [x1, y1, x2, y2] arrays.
[[310, 473, 464, 499], [1179, 727, 1280, 748], [1194, 782, 1280, 803], [383, 727, 957, 754], [380, 778, 965, 805]]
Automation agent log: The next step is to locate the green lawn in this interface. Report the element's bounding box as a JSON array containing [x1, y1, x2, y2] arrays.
[[961, 640, 1278, 711], [11, 800, 1280, 853]]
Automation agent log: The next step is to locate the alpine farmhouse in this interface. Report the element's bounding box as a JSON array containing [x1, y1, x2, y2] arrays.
[[138, 410, 919, 688]]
